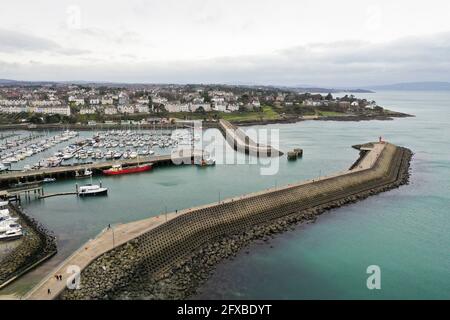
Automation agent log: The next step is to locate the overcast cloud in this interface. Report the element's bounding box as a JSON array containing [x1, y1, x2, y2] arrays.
[[1, 0, 450, 86]]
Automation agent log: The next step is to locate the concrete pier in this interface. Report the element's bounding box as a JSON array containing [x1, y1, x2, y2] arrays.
[[218, 119, 283, 157], [0, 150, 204, 188], [24, 141, 412, 300]]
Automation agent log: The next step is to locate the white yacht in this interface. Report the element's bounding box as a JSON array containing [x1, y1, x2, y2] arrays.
[[75, 168, 93, 179], [63, 152, 74, 160], [78, 184, 108, 197], [0, 228, 23, 241]]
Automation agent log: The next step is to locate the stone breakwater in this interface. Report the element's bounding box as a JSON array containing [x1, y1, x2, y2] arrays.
[[61, 143, 412, 300], [218, 119, 283, 157], [0, 205, 57, 288]]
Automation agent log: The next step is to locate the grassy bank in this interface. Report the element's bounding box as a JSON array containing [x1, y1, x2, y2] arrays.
[[171, 106, 281, 122]]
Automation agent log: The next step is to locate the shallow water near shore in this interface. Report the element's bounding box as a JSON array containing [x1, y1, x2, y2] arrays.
[[1, 91, 450, 299]]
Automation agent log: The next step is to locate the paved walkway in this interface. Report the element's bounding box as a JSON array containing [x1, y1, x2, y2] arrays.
[[25, 212, 179, 300], [25, 142, 386, 300], [356, 143, 385, 170]]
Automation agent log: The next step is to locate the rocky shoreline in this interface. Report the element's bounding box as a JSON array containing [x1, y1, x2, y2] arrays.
[[62, 147, 412, 300], [0, 205, 57, 288], [230, 113, 413, 127]]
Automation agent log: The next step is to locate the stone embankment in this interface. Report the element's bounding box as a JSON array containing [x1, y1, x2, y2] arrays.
[[56, 142, 411, 300], [0, 205, 57, 289]]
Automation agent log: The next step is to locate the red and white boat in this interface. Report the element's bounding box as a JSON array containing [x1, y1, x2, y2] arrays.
[[102, 164, 153, 176]]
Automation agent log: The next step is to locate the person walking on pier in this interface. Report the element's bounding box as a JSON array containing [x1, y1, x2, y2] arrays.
[[47, 288, 51, 295]]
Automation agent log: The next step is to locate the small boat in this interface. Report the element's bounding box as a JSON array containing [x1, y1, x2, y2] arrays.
[[129, 151, 138, 159], [75, 168, 93, 179], [105, 151, 114, 160], [195, 157, 216, 167], [43, 177, 56, 183], [63, 153, 74, 160], [79, 153, 88, 160], [0, 228, 23, 241], [103, 164, 152, 176], [78, 184, 108, 197]]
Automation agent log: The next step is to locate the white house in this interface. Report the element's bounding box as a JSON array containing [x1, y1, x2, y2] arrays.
[[303, 99, 323, 107], [180, 104, 190, 112], [251, 99, 261, 108], [135, 105, 149, 113], [0, 105, 28, 113], [190, 103, 211, 112], [136, 97, 150, 105], [104, 106, 118, 115], [29, 106, 71, 116], [80, 107, 96, 115], [72, 98, 85, 106], [152, 96, 168, 104], [227, 104, 239, 112], [211, 97, 228, 112], [164, 103, 182, 113], [118, 93, 129, 105], [101, 97, 114, 105], [89, 98, 100, 105], [31, 100, 62, 107], [0, 99, 27, 106], [118, 105, 135, 114]]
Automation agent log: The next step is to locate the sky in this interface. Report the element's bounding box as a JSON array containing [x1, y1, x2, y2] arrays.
[[1, 0, 450, 87]]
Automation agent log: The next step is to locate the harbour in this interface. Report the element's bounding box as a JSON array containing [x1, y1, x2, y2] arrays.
[[25, 140, 412, 299], [0, 91, 449, 300]]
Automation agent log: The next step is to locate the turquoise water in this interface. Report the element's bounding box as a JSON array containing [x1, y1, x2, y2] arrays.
[[194, 91, 450, 299], [2, 91, 449, 299]]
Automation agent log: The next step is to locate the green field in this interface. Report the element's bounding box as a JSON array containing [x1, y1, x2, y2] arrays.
[[222, 106, 280, 122], [171, 106, 280, 122]]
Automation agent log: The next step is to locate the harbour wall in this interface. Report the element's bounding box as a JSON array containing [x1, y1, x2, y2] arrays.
[[0, 205, 57, 289], [218, 119, 283, 157], [59, 142, 412, 299]]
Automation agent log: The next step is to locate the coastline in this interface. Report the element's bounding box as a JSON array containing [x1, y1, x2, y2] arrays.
[[231, 113, 414, 127], [0, 112, 414, 132], [56, 143, 412, 300], [108, 148, 413, 300]]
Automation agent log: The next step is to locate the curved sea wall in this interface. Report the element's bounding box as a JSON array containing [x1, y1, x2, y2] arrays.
[[60, 143, 411, 300], [0, 205, 57, 289], [218, 119, 283, 157]]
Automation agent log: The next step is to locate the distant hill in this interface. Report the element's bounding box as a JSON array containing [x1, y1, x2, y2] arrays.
[[367, 82, 450, 91], [276, 85, 373, 93], [293, 87, 373, 93], [0, 79, 19, 84]]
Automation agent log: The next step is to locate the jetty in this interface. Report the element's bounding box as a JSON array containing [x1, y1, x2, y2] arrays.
[[0, 150, 204, 188], [0, 182, 44, 202], [218, 119, 283, 156], [25, 141, 412, 300]]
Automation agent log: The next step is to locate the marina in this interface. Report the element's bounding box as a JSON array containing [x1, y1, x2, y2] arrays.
[[0, 128, 211, 188], [0, 202, 23, 242]]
